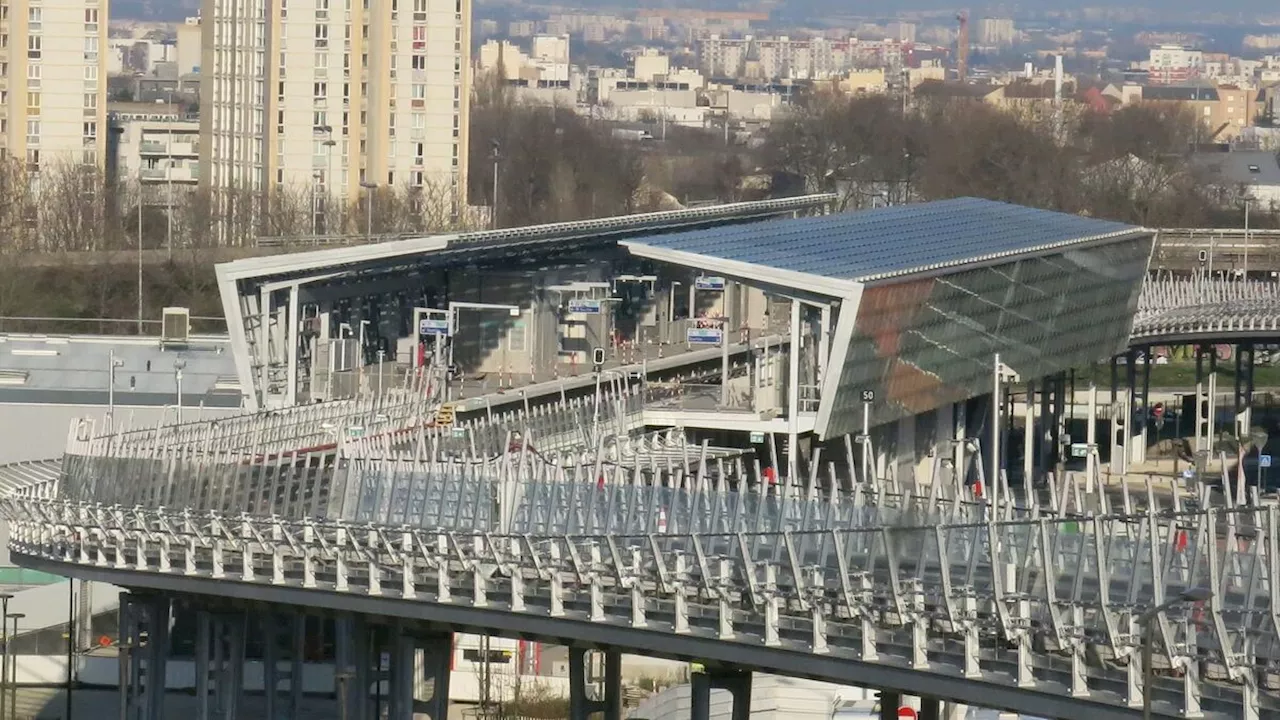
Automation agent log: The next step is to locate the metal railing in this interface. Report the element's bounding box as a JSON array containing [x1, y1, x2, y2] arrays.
[[1132, 275, 1280, 341]]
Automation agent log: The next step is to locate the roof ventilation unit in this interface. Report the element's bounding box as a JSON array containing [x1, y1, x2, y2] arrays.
[[161, 307, 191, 348]]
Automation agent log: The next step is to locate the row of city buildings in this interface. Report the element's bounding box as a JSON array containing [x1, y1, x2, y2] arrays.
[[0, 0, 472, 238]]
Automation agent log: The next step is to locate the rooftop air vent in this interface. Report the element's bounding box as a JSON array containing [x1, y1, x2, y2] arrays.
[[0, 370, 28, 385], [161, 307, 191, 347]]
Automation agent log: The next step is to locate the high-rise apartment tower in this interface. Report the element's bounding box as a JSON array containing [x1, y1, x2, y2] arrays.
[[199, 0, 470, 233], [0, 0, 109, 172]]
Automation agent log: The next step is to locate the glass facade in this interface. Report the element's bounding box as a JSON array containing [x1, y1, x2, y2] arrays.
[[822, 235, 1155, 438]]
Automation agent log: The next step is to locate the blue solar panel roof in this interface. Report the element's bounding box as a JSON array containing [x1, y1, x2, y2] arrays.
[[625, 197, 1143, 283]]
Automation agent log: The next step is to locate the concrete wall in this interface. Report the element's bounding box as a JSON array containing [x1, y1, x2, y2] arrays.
[[0, 404, 244, 465]]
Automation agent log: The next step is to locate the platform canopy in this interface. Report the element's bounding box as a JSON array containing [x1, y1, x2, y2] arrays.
[[216, 195, 835, 409], [623, 197, 1156, 438]]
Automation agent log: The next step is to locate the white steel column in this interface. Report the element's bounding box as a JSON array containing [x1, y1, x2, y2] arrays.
[[991, 354, 1003, 510], [1086, 383, 1098, 494], [954, 401, 967, 487], [787, 298, 801, 482], [286, 284, 300, 406], [818, 303, 831, 385], [1023, 382, 1035, 489]]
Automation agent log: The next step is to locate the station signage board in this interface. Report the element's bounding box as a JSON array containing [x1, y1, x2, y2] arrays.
[[694, 276, 726, 291], [687, 327, 723, 345], [419, 318, 450, 336], [567, 298, 603, 314]]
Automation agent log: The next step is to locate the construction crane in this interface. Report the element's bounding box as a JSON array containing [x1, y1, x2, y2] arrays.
[[956, 10, 969, 82]]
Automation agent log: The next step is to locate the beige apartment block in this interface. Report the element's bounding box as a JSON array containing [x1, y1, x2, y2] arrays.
[[199, 0, 470, 236], [0, 0, 109, 173]]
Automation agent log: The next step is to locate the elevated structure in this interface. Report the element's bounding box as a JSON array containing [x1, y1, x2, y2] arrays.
[[24, 198, 1280, 720], [3, 385, 1277, 719]]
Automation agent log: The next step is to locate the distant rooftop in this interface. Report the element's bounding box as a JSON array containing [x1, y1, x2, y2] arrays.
[[1142, 85, 1219, 102], [622, 197, 1144, 287], [1194, 150, 1280, 187], [0, 334, 242, 407]]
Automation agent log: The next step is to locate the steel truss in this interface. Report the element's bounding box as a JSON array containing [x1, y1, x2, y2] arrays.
[[6, 477, 1280, 718], [1133, 275, 1280, 342], [7, 367, 1280, 718]]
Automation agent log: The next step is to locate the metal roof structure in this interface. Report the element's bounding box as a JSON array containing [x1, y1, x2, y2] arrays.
[[622, 197, 1144, 289], [216, 195, 835, 410], [0, 334, 242, 407], [216, 194, 835, 286]]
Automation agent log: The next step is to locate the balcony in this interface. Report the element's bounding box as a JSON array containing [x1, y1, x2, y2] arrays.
[[139, 164, 199, 183], [140, 140, 198, 156]]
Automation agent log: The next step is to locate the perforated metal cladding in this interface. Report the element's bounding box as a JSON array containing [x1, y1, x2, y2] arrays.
[[822, 235, 1155, 437], [631, 197, 1141, 282]]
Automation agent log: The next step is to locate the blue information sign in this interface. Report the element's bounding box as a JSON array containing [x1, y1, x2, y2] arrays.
[[687, 328, 723, 345], [419, 318, 450, 336], [567, 298, 603, 314]]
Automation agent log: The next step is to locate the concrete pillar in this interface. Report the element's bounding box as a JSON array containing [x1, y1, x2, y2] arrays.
[[335, 614, 370, 720], [193, 611, 246, 720], [920, 697, 942, 720], [263, 612, 306, 720], [691, 667, 751, 720], [1235, 342, 1255, 438], [119, 594, 170, 720], [878, 691, 903, 720], [568, 647, 622, 720], [953, 401, 967, 488], [411, 632, 454, 720]]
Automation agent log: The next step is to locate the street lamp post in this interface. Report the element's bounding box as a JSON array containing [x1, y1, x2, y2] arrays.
[[311, 172, 323, 237], [107, 350, 124, 429], [358, 320, 370, 397], [376, 348, 386, 404], [0, 592, 11, 720], [360, 181, 378, 243], [1140, 587, 1212, 720], [6, 613, 22, 720], [174, 360, 186, 423], [490, 140, 501, 231], [166, 125, 173, 260], [136, 170, 144, 335]]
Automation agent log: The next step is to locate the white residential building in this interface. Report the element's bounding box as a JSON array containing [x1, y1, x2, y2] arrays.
[[176, 16, 201, 75], [113, 116, 200, 205], [0, 0, 109, 172], [1148, 45, 1203, 84], [199, 0, 471, 235], [977, 17, 1015, 47]]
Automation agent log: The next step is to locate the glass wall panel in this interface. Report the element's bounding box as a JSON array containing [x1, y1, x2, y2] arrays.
[[823, 235, 1154, 437]]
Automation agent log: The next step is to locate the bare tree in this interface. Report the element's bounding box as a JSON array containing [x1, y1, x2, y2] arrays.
[[34, 161, 113, 252]]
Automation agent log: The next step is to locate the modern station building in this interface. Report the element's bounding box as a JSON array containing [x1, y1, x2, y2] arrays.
[[216, 195, 1155, 485]]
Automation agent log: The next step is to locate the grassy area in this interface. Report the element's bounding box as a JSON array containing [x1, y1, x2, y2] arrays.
[[1069, 362, 1280, 390]]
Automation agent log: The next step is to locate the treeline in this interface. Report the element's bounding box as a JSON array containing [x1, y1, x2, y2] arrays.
[[766, 91, 1272, 228], [0, 158, 477, 255]]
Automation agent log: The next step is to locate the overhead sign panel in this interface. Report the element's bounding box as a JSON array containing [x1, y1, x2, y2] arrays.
[[567, 298, 603, 314], [694, 276, 726, 291], [687, 328, 723, 345], [419, 318, 450, 336]]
